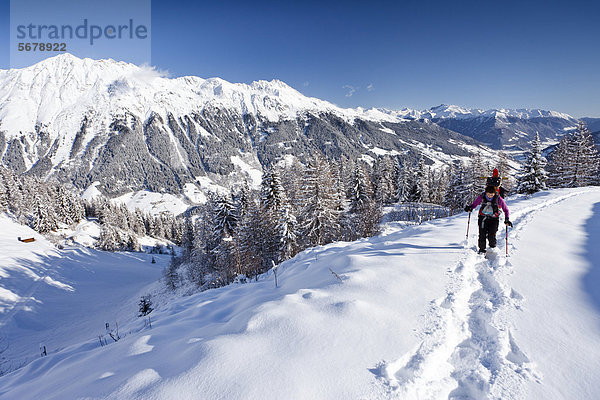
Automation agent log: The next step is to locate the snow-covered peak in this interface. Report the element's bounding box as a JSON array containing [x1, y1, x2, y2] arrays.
[[0, 54, 407, 140], [0, 54, 578, 142], [419, 104, 576, 121]]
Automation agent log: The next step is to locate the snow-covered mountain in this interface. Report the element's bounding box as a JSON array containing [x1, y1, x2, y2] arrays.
[[0, 54, 580, 200], [0, 54, 490, 199], [392, 104, 580, 150], [1, 187, 600, 399]]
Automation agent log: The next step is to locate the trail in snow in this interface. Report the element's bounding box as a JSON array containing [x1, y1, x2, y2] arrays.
[[375, 191, 587, 399]]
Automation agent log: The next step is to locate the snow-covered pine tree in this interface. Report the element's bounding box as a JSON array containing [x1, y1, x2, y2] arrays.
[[169, 217, 184, 246], [443, 161, 474, 211], [260, 165, 290, 264], [442, 162, 460, 212], [278, 204, 298, 261], [131, 209, 147, 236], [211, 191, 237, 241], [396, 158, 412, 203], [373, 155, 396, 205], [0, 177, 7, 213], [1, 169, 24, 217], [516, 132, 548, 194], [428, 166, 448, 205], [30, 195, 59, 233], [125, 232, 141, 252], [548, 121, 600, 188], [547, 137, 572, 188], [55, 186, 75, 225], [298, 155, 342, 248], [413, 156, 430, 203], [97, 226, 121, 251], [180, 215, 195, 259], [236, 192, 265, 278], [234, 181, 252, 221], [205, 191, 239, 283], [185, 211, 215, 287], [346, 161, 381, 240], [280, 157, 304, 214], [570, 121, 600, 187], [163, 258, 180, 290], [349, 162, 373, 214], [468, 153, 486, 198], [260, 165, 287, 214]]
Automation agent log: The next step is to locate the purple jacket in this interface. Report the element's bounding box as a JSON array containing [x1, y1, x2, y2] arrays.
[[470, 194, 509, 219]]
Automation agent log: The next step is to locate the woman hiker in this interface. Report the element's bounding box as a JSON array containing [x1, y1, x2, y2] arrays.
[[464, 185, 512, 254]]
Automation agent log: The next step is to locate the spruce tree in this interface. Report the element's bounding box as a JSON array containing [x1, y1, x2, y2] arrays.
[[278, 204, 298, 261], [413, 156, 430, 203], [571, 121, 600, 186], [298, 155, 342, 247], [396, 159, 412, 203], [517, 132, 548, 194], [548, 122, 600, 188], [30, 196, 59, 233], [373, 155, 396, 204], [547, 137, 572, 188]]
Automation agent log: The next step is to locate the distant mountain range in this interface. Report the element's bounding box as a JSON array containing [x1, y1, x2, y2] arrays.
[[0, 54, 588, 199]]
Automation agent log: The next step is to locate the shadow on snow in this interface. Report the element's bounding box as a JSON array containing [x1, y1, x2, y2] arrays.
[[582, 201, 600, 321]]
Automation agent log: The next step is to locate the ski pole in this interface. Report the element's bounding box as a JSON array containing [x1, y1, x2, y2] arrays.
[[466, 211, 471, 240]]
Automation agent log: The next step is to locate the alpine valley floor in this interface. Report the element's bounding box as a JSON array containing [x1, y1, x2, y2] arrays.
[[1, 187, 600, 400]]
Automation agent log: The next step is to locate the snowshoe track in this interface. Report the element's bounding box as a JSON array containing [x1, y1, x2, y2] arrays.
[[375, 192, 586, 399]]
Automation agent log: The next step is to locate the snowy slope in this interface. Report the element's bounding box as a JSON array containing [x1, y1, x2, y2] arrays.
[[1, 188, 600, 399], [0, 214, 166, 376]]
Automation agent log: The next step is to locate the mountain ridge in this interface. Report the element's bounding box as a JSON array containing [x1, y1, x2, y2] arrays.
[[0, 54, 584, 198]]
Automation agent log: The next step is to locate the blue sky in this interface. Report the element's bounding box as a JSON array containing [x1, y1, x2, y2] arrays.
[[1, 0, 599, 117]]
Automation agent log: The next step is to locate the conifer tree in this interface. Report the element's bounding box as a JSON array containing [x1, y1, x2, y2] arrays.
[[97, 226, 121, 251], [547, 137, 572, 188], [413, 156, 430, 203], [278, 204, 298, 261], [548, 122, 600, 187], [349, 162, 373, 213], [0, 179, 7, 213], [570, 121, 600, 186], [260, 165, 290, 264], [396, 159, 412, 203], [373, 155, 396, 204], [298, 155, 342, 247], [30, 196, 58, 233], [517, 132, 548, 194]]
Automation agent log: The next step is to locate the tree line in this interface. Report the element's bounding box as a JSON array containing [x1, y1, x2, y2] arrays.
[[165, 152, 508, 291], [0, 167, 182, 249], [516, 122, 600, 194]]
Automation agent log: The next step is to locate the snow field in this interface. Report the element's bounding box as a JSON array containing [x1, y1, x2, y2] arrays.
[[379, 188, 600, 399], [0, 214, 165, 378], [1, 187, 600, 400]]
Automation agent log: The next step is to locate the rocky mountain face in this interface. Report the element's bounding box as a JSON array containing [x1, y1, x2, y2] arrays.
[[0, 54, 583, 200]]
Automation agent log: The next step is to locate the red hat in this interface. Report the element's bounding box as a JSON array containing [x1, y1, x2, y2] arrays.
[[492, 168, 499, 177]]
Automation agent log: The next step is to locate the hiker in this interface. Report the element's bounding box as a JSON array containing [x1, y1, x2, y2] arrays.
[[486, 168, 507, 198], [464, 184, 512, 254]]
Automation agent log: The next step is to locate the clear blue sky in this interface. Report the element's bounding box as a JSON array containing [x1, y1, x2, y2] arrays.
[[1, 0, 599, 117]]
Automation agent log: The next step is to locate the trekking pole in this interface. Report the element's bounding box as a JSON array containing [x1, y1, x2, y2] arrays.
[[466, 211, 471, 240], [505, 226, 509, 257]]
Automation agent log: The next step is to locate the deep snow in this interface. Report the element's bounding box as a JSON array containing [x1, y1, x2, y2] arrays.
[[1, 187, 599, 400]]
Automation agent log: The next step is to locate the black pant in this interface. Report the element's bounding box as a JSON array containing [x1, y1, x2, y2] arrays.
[[478, 216, 499, 251]]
